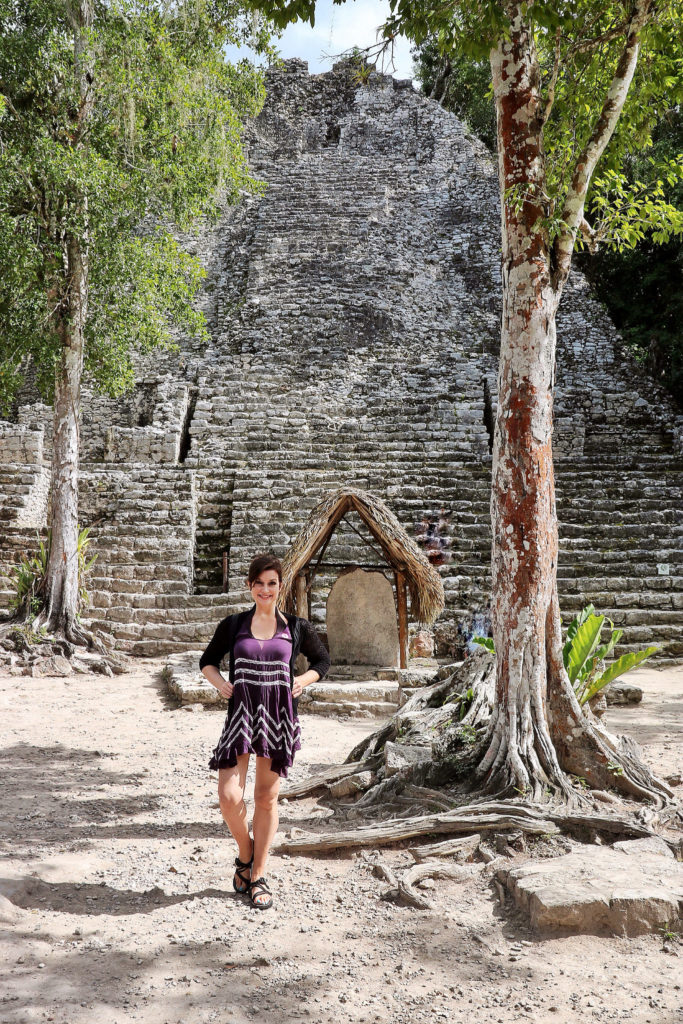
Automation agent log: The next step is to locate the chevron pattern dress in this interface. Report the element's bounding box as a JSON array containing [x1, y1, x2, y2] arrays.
[[208, 617, 301, 778]]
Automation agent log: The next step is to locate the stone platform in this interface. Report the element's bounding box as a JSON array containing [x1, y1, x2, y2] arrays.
[[162, 652, 440, 718]]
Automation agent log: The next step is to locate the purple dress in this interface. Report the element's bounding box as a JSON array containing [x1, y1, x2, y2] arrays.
[[208, 617, 301, 778]]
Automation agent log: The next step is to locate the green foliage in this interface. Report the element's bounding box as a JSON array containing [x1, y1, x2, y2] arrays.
[[409, 14, 683, 406], [3, 526, 97, 619], [582, 107, 683, 406], [5, 536, 50, 618], [75, 525, 98, 613], [562, 605, 657, 705], [412, 40, 495, 150], [472, 606, 656, 706], [458, 723, 477, 744], [0, 0, 275, 412]]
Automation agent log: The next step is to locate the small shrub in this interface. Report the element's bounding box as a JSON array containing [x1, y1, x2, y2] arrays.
[[563, 604, 657, 706], [3, 527, 97, 621]]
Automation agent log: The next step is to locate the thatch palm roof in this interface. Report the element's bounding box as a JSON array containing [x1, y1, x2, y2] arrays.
[[279, 486, 445, 624]]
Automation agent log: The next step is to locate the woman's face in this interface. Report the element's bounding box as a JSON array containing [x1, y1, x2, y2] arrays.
[[249, 570, 281, 610]]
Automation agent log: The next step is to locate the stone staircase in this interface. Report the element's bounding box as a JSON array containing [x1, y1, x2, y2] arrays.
[[193, 470, 235, 592], [75, 464, 245, 656], [555, 449, 683, 661], [0, 463, 49, 528]]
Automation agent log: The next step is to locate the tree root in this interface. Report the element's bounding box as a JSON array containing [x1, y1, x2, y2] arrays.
[[364, 852, 482, 910], [276, 806, 560, 854], [0, 616, 125, 676], [276, 798, 662, 855], [545, 603, 675, 808], [408, 833, 481, 862], [279, 758, 381, 801]]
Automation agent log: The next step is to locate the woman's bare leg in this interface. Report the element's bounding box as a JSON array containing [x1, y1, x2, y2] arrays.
[[251, 757, 280, 898], [217, 756, 252, 886]]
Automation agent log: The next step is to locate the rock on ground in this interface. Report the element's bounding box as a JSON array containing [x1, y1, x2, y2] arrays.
[[498, 844, 683, 937]]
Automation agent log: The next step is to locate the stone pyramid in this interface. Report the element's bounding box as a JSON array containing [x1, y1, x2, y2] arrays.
[[1, 59, 681, 662]]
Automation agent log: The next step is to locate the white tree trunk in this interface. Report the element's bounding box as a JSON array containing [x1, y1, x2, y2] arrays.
[[36, 2, 93, 644], [38, 239, 88, 641]]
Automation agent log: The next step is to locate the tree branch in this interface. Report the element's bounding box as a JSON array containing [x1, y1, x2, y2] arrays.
[[552, 0, 654, 290], [541, 28, 562, 127], [566, 19, 633, 58], [579, 216, 598, 252]]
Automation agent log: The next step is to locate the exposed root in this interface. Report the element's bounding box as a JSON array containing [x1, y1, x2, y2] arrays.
[[279, 758, 381, 801], [277, 796, 663, 855], [364, 852, 480, 910], [0, 614, 122, 677], [409, 834, 481, 862]]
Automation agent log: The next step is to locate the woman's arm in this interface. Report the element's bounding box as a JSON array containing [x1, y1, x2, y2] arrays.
[[293, 619, 331, 697], [201, 663, 233, 700], [199, 616, 235, 699], [292, 667, 319, 698]]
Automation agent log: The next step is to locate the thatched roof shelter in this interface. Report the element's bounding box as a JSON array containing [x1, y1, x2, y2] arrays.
[[279, 486, 445, 626]]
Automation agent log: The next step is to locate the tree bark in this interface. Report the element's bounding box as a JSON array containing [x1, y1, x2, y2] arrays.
[[37, 240, 89, 643], [481, 9, 569, 800], [35, 2, 93, 645], [481, 4, 671, 805]]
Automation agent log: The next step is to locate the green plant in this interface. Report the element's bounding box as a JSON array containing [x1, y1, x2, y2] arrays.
[[458, 723, 477, 745], [474, 607, 657, 707], [563, 605, 657, 706], [659, 923, 679, 944], [76, 527, 98, 614], [352, 61, 374, 85], [4, 535, 50, 618], [4, 527, 97, 621], [456, 687, 475, 720]]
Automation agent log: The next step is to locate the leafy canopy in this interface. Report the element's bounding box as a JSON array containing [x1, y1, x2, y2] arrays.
[[0, 0, 275, 411]]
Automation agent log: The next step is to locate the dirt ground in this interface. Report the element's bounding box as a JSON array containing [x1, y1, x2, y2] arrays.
[[0, 660, 681, 1024]]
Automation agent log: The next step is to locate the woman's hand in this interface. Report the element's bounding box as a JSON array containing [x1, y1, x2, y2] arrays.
[[201, 665, 233, 700], [292, 669, 320, 698], [215, 679, 234, 700]]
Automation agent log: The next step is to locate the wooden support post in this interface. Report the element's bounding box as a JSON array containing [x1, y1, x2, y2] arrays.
[[295, 572, 308, 619], [222, 551, 228, 593], [395, 571, 409, 669]]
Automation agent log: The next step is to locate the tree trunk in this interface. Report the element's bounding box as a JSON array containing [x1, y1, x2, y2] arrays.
[[479, 11, 566, 799], [482, 7, 671, 805], [37, 239, 88, 644], [35, 1, 93, 646]]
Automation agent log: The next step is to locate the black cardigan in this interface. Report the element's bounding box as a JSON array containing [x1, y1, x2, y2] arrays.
[[199, 605, 331, 686]]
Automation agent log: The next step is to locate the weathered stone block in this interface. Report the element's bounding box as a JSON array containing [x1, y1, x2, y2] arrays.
[[499, 847, 683, 936]]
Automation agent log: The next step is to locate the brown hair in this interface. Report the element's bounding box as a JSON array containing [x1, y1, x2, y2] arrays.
[[247, 553, 283, 586]]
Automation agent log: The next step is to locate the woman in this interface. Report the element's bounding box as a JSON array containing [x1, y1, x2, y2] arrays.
[[199, 553, 330, 910]]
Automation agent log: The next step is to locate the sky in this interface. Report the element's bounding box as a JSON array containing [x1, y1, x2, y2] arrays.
[[227, 0, 416, 81]]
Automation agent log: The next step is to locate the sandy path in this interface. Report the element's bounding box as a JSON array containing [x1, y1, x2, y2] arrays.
[[0, 660, 681, 1024]]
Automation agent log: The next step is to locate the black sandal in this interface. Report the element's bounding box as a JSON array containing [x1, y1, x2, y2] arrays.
[[249, 877, 273, 910], [233, 852, 253, 895]]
